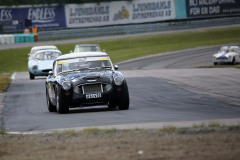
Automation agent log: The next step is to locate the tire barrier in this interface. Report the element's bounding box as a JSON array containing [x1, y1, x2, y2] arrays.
[[14, 34, 35, 43], [0, 35, 15, 44], [0, 34, 39, 44]]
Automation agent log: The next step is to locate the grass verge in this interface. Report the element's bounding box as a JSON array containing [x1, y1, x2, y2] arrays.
[[0, 75, 11, 93], [54, 124, 240, 135], [192, 123, 240, 130], [1, 26, 240, 73], [0, 26, 240, 92], [195, 64, 240, 69]]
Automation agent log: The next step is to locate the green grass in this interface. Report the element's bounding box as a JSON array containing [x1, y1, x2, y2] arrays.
[[1, 26, 240, 74], [1, 26, 240, 92], [53, 124, 240, 135], [192, 123, 240, 130], [55, 128, 118, 134], [0, 75, 11, 92], [0, 130, 7, 135], [159, 126, 177, 133]]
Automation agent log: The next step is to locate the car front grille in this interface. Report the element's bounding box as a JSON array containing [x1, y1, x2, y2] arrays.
[[83, 84, 102, 94], [42, 69, 52, 73], [74, 83, 112, 94], [216, 56, 228, 60]]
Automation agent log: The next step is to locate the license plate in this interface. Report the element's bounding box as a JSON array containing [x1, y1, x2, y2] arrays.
[[86, 93, 102, 99]]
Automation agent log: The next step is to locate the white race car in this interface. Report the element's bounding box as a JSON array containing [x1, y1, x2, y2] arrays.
[[213, 46, 240, 65], [28, 46, 58, 60], [73, 44, 101, 52]]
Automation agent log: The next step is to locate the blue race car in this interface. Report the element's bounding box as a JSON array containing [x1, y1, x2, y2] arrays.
[[28, 49, 62, 79]]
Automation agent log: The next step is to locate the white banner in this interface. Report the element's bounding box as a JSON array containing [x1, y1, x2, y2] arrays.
[[65, 0, 176, 28]]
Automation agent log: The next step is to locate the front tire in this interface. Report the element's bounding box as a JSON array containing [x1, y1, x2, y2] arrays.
[[108, 101, 117, 109], [29, 72, 35, 80], [231, 57, 236, 65], [213, 62, 218, 65], [118, 82, 130, 110], [46, 88, 56, 112], [56, 85, 69, 114]]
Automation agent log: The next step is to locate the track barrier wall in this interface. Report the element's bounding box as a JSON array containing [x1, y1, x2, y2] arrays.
[[0, 34, 38, 44]]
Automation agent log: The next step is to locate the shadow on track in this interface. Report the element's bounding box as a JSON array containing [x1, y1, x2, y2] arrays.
[[68, 106, 119, 114]]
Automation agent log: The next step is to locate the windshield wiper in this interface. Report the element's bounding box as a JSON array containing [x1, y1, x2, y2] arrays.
[[73, 67, 90, 71]]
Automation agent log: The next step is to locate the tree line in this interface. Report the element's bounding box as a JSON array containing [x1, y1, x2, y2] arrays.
[[0, 0, 132, 6]]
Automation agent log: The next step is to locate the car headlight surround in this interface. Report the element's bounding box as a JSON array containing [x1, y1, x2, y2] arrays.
[[32, 65, 38, 70], [62, 80, 71, 90], [114, 75, 124, 86]]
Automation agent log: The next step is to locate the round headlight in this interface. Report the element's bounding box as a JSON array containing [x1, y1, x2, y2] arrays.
[[62, 80, 71, 90], [114, 76, 124, 86], [32, 65, 38, 70]]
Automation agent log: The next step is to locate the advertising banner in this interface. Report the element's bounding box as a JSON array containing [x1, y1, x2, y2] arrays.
[[65, 0, 176, 28], [186, 0, 240, 17], [0, 5, 66, 31]]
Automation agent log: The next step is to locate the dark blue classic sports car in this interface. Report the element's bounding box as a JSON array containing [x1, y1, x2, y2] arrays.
[[45, 52, 129, 114]]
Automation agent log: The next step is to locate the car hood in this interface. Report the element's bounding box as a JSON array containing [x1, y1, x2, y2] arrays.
[[58, 70, 114, 85], [213, 51, 235, 58], [38, 60, 54, 70], [29, 60, 54, 70], [68, 71, 112, 79]]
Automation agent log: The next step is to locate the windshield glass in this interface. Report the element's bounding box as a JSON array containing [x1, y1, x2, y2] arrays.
[[31, 48, 57, 55], [74, 46, 101, 52], [57, 56, 112, 73], [219, 47, 227, 52], [219, 47, 238, 53], [35, 51, 61, 60]]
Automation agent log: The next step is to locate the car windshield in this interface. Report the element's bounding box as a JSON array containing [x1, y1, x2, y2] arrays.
[[35, 51, 61, 60], [57, 56, 112, 73], [74, 45, 101, 52], [219, 47, 227, 52], [219, 47, 238, 53], [31, 48, 57, 55], [229, 47, 238, 52]]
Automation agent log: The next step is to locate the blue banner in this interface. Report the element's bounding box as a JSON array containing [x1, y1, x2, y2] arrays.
[[0, 5, 66, 31], [186, 0, 240, 17]]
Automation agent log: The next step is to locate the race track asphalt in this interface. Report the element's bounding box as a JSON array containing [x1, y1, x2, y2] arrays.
[[2, 45, 240, 132]]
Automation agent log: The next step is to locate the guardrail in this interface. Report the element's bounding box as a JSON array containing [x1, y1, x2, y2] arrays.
[[38, 16, 240, 41]]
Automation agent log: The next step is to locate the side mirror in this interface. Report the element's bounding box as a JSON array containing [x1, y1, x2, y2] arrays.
[[114, 65, 119, 70], [49, 71, 53, 76], [70, 50, 73, 53], [103, 49, 106, 52]]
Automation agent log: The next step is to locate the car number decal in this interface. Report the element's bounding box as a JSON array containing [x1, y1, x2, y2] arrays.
[[86, 93, 102, 99]]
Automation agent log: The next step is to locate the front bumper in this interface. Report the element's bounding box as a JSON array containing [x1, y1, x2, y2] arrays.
[[29, 69, 52, 76], [60, 85, 125, 107], [213, 57, 232, 63]]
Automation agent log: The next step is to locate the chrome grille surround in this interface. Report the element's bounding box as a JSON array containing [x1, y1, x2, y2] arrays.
[[74, 83, 112, 94], [83, 83, 102, 94]]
